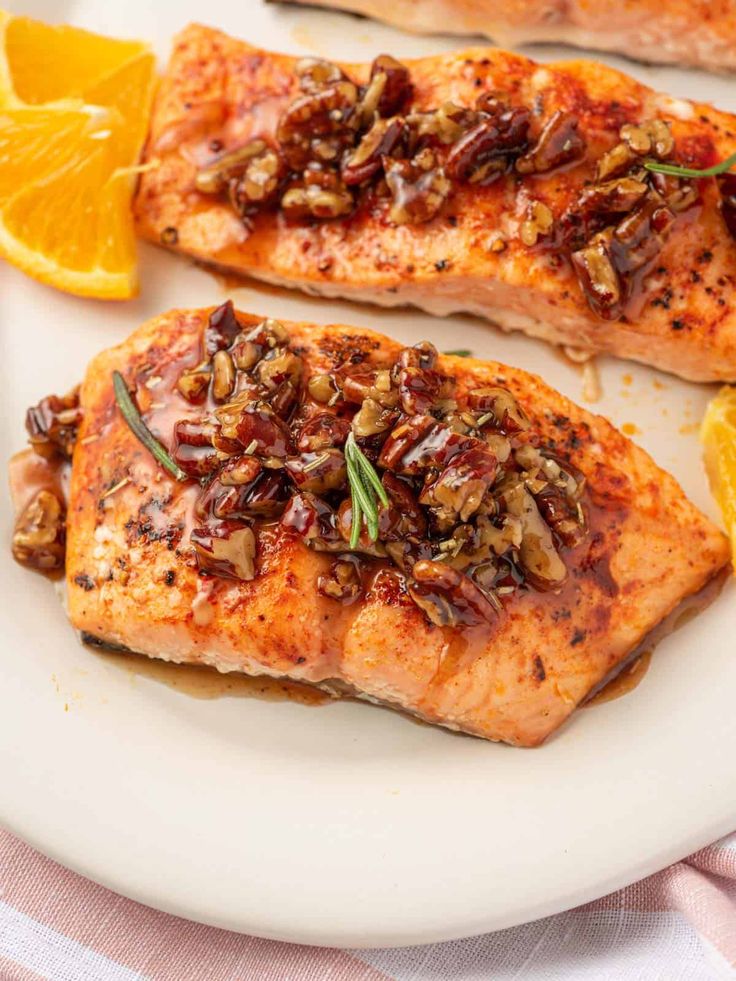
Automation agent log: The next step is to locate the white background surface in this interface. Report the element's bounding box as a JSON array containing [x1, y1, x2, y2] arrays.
[[1, 0, 735, 948]]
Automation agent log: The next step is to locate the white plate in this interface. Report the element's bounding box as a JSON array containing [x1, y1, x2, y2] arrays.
[[2, 0, 736, 949]]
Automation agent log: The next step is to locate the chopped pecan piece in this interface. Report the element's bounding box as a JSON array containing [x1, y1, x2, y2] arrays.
[[408, 559, 498, 626], [12, 489, 66, 572]]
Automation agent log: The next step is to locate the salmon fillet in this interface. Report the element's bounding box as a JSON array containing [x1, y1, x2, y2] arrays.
[[135, 25, 736, 382], [43, 306, 727, 747], [279, 0, 736, 73]]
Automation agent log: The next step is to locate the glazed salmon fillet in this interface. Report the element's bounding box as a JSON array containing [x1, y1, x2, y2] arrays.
[[23, 306, 723, 748], [135, 25, 736, 382], [280, 0, 736, 73]]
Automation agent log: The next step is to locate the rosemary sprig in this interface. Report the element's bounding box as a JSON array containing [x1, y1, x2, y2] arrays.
[[644, 150, 736, 180], [112, 371, 188, 482], [444, 348, 473, 357], [344, 431, 389, 547]]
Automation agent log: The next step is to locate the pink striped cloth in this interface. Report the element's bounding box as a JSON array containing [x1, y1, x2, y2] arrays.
[[1, 828, 735, 980]]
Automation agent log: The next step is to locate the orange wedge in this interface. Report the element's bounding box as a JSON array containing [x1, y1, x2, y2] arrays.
[[0, 11, 155, 299], [701, 386, 736, 569]]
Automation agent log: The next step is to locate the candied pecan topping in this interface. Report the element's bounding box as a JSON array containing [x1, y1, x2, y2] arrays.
[[446, 105, 531, 184], [189, 56, 699, 320], [191, 522, 256, 581], [158, 314, 589, 615], [317, 555, 363, 603], [516, 110, 585, 175], [341, 117, 408, 186], [369, 54, 412, 117], [384, 151, 451, 225], [12, 489, 66, 572], [26, 388, 82, 460]]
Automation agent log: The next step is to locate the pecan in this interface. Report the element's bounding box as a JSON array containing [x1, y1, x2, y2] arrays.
[[231, 403, 293, 457], [281, 491, 343, 550], [198, 472, 290, 521], [276, 80, 358, 169], [12, 489, 66, 572], [285, 448, 347, 494], [596, 141, 639, 182], [317, 555, 363, 603], [176, 365, 211, 404], [378, 416, 471, 474], [534, 482, 585, 547], [576, 177, 649, 222], [172, 419, 221, 477], [407, 101, 478, 146], [397, 364, 446, 414], [26, 388, 82, 461], [194, 140, 267, 195], [379, 472, 427, 540], [620, 119, 674, 159], [516, 111, 585, 174], [446, 105, 531, 184], [385, 151, 451, 224], [281, 176, 354, 219], [296, 412, 350, 452], [205, 300, 242, 357], [408, 559, 498, 626], [352, 397, 399, 437], [573, 190, 675, 319], [467, 387, 529, 433], [571, 230, 622, 320], [502, 483, 567, 590], [339, 367, 398, 407], [255, 349, 303, 391], [228, 147, 285, 214], [398, 341, 438, 371], [519, 200, 554, 246], [218, 454, 262, 487], [190, 522, 256, 581], [307, 373, 338, 404], [268, 381, 299, 420], [212, 350, 236, 402], [341, 117, 408, 186], [369, 54, 412, 117], [295, 57, 346, 93], [419, 446, 497, 523]]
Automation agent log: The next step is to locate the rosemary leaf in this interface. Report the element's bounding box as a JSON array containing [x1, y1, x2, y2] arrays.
[[644, 150, 736, 180], [345, 432, 386, 544], [444, 348, 473, 357], [112, 371, 187, 482], [348, 455, 377, 527], [354, 451, 389, 508], [349, 481, 362, 549]]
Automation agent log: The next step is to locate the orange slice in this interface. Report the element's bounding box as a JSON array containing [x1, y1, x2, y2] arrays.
[[0, 11, 155, 299], [0, 11, 147, 106], [701, 386, 736, 569]]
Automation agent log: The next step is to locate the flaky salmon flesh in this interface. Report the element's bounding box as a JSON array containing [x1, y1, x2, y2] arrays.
[[136, 25, 736, 383], [278, 0, 736, 73], [55, 307, 728, 747]]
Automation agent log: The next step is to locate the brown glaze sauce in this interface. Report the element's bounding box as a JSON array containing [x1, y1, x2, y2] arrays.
[[584, 567, 728, 707], [586, 650, 652, 706], [9, 448, 69, 513], [89, 646, 330, 705]]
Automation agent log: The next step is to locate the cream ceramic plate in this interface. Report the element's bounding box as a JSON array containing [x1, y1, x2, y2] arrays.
[[2, 0, 735, 949]]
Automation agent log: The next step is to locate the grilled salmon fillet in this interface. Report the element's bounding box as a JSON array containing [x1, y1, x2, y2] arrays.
[[26, 306, 723, 748], [135, 25, 736, 383], [279, 0, 736, 74]]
